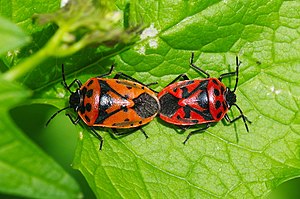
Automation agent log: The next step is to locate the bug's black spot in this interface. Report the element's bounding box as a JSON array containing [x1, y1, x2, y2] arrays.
[[85, 115, 90, 122], [99, 94, 113, 110], [181, 80, 209, 99], [216, 112, 223, 119], [198, 80, 208, 89], [215, 100, 221, 109], [187, 80, 195, 85], [181, 87, 190, 98], [127, 86, 132, 90], [98, 80, 114, 95], [212, 79, 219, 85], [160, 93, 180, 117], [124, 118, 130, 122], [112, 123, 116, 126], [87, 79, 94, 86], [133, 93, 159, 118], [123, 107, 128, 112], [87, 89, 93, 98], [177, 115, 181, 119], [192, 108, 214, 121], [139, 121, 143, 124], [86, 103, 92, 112], [173, 88, 178, 92], [183, 106, 191, 118], [214, 89, 220, 96], [197, 90, 208, 109], [141, 86, 145, 89], [133, 83, 137, 86], [130, 124, 134, 126], [200, 109, 214, 121]]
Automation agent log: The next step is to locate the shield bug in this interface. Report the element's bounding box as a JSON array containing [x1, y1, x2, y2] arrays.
[[46, 64, 160, 150], [158, 53, 251, 144]]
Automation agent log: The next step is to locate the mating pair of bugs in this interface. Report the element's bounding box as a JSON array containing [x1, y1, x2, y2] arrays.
[[46, 53, 251, 150]]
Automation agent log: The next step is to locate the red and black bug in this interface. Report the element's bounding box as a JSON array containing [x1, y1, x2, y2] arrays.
[[46, 64, 160, 150], [158, 53, 251, 144]]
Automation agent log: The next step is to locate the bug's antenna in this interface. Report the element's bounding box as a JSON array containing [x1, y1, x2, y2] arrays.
[[61, 64, 72, 93], [233, 56, 241, 93], [46, 106, 71, 126], [61, 64, 82, 93]]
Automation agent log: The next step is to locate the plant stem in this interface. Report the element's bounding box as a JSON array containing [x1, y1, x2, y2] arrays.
[[2, 28, 66, 82], [2, 46, 49, 81]]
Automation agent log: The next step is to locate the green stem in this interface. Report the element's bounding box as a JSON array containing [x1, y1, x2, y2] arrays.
[[2, 46, 49, 81], [2, 28, 66, 81]]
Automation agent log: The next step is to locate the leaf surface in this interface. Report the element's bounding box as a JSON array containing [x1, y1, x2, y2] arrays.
[[10, 0, 300, 198], [67, 1, 300, 198], [0, 79, 81, 198]]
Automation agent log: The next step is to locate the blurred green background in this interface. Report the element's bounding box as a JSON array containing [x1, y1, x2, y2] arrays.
[[5, 104, 300, 199]]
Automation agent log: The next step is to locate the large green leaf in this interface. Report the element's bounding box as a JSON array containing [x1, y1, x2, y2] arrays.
[[0, 79, 81, 198], [0, 1, 84, 198], [2, 0, 299, 198], [68, 0, 300, 198]]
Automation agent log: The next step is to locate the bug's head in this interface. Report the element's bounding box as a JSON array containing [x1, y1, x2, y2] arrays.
[[46, 64, 84, 127], [225, 87, 236, 108], [69, 88, 83, 112]]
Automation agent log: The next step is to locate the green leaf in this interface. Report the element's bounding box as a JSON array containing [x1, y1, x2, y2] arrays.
[[33, 0, 139, 56], [0, 0, 60, 76], [0, 16, 30, 56], [65, 0, 300, 198], [1, 0, 139, 82], [0, 0, 60, 33], [6, 0, 299, 198], [0, 79, 81, 198]]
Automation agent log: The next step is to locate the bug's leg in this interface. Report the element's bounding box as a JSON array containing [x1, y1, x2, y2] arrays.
[[144, 82, 159, 93], [145, 82, 158, 87], [219, 56, 241, 92], [114, 72, 145, 84], [139, 128, 149, 139], [65, 113, 103, 150], [174, 125, 191, 135], [224, 104, 251, 132], [177, 125, 190, 131], [219, 56, 241, 79], [46, 106, 70, 126], [176, 125, 191, 132], [183, 123, 210, 145], [61, 64, 82, 92], [111, 128, 121, 136], [90, 127, 103, 150], [165, 74, 190, 87], [114, 72, 158, 93], [111, 127, 149, 139], [97, 64, 115, 78], [218, 72, 236, 81], [65, 113, 80, 125], [63, 79, 82, 92], [189, 52, 210, 78]]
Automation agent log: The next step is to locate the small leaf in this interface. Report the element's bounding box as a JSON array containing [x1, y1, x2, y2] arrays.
[[34, 0, 139, 52], [0, 16, 30, 55]]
